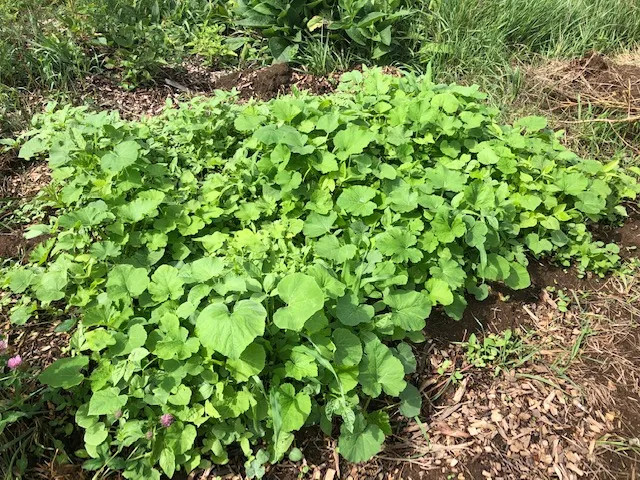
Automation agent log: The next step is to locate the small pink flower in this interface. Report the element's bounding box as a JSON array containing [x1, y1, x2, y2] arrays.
[[160, 413, 174, 428], [145, 430, 153, 440], [0, 339, 7, 352], [114, 410, 123, 419], [7, 355, 22, 370]]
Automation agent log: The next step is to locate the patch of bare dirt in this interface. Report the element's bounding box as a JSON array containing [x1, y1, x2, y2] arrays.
[[77, 63, 339, 120], [592, 206, 640, 260], [0, 315, 71, 372], [0, 161, 51, 199]]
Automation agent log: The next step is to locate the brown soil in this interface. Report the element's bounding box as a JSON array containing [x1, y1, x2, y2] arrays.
[[0, 231, 30, 259], [78, 63, 338, 120], [592, 206, 640, 260]]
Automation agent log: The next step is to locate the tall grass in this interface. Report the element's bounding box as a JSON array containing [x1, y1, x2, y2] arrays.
[[406, 0, 640, 84]]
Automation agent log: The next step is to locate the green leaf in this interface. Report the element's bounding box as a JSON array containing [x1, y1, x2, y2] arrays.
[[118, 190, 164, 222], [338, 414, 384, 463], [359, 332, 406, 398], [148, 265, 184, 302], [8, 269, 35, 294], [394, 343, 416, 374], [384, 290, 431, 331], [273, 273, 324, 331], [159, 448, 176, 478], [303, 212, 337, 238], [337, 186, 377, 216], [101, 140, 140, 173], [333, 328, 363, 367], [314, 235, 357, 263], [276, 384, 311, 432], [505, 262, 531, 290], [336, 293, 374, 326], [18, 136, 46, 159], [196, 300, 266, 359], [38, 356, 89, 388], [515, 115, 547, 132], [227, 343, 266, 382], [375, 228, 421, 263], [106, 264, 149, 300], [35, 271, 68, 303], [88, 387, 127, 416], [426, 278, 454, 306], [333, 126, 375, 157], [399, 384, 422, 417]]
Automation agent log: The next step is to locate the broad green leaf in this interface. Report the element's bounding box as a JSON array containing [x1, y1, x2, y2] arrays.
[[35, 270, 68, 303], [394, 343, 416, 374], [384, 290, 431, 331], [196, 300, 266, 359], [38, 356, 89, 388], [399, 384, 422, 417], [159, 448, 176, 478], [303, 211, 337, 238], [8, 269, 35, 294], [333, 126, 375, 157], [227, 343, 266, 382], [333, 328, 362, 367], [336, 186, 377, 216], [118, 190, 164, 223], [88, 387, 127, 416], [276, 384, 311, 432], [505, 262, 531, 290], [314, 235, 357, 263], [336, 293, 374, 326], [426, 278, 454, 306], [515, 115, 547, 132], [338, 414, 384, 463], [106, 264, 149, 300], [101, 140, 140, 173], [273, 273, 324, 331], [148, 265, 184, 302], [359, 332, 406, 397]]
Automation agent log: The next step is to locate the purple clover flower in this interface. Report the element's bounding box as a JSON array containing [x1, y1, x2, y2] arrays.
[[7, 355, 22, 370], [160, 413, 174, 428]]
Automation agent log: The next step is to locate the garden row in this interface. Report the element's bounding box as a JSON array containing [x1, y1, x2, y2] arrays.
[[1, 69, 637, 478]]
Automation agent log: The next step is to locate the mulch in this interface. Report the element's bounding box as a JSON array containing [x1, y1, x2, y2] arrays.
[[529, 51, 640, 119]]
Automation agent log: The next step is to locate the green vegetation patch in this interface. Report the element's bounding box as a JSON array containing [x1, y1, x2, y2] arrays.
[[4, 69, 638, 478]]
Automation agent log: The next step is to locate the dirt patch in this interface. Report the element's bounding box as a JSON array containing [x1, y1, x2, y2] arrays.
[[425, 259, 606, 344], [78, 63, 338, 120], [1, 315, 71, 372], [592, 206, 640, 260], [530, 52, 640, 116], [0, 161, 51, 199], [77, 76, 185, 121]]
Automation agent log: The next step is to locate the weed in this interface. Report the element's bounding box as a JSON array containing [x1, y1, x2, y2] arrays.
[[462, 330, 536, 375]]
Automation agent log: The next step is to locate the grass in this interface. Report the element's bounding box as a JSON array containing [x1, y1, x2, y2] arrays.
[[414, 0, 640, 81]]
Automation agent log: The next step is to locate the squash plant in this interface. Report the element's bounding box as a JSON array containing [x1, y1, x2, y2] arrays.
[[5, 68, 637, 479]]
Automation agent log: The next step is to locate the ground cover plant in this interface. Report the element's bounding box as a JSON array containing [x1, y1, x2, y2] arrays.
[[2, 68, 638, 478]]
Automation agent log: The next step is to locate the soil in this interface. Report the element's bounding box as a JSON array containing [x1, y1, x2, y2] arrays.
[[78, 63, 339, 120], [592, 206, 640, 260], [0, 231, 29, 259]]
